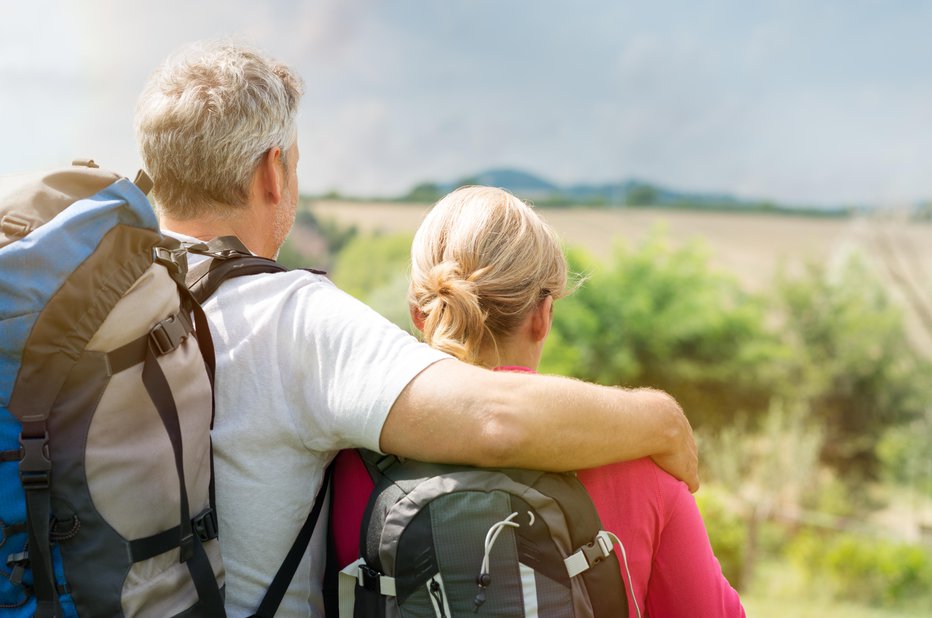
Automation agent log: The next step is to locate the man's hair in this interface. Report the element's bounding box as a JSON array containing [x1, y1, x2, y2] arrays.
[[408, 186, 575, 366], [134, 40, 303, 219]]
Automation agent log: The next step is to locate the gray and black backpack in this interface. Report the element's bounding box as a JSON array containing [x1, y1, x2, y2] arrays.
[[339, 452, 631, 617]]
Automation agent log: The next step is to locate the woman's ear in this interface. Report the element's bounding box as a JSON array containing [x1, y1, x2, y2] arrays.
[[529, 295, 554, 343], [409, 305, 426, 332]]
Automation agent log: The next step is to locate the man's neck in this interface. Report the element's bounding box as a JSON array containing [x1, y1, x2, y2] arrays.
[[160, 212, 276, 258]]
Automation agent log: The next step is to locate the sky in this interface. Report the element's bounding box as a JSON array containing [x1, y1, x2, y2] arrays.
[[2, 0, 932, 207]]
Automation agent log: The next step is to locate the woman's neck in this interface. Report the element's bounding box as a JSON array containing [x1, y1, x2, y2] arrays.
[[476, 336, 541, 372]]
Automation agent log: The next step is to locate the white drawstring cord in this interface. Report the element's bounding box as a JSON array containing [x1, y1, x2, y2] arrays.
[[479, 512, 520, 577], [603, 531, 641, 618]]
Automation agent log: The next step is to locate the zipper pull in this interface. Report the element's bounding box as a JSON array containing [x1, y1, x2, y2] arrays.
[[429, 578, 448, 618]]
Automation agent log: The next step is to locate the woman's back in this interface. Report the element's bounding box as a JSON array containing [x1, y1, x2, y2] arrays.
[[405, 185, 745, 617], [579, 459, 745, 617]]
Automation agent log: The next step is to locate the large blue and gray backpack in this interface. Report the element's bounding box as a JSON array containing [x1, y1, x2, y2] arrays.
[[0, 161, 225, 616], [339, 451, 632, 618]]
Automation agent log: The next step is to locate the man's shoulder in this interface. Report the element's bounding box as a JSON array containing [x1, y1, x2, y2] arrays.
[[213, 267, 336, 306]]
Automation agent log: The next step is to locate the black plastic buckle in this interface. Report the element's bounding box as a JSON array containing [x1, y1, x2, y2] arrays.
[[19, 435, 51, 490], [358, 564, 383, 592], [149, 314, 189, 356], [6, 549, 28, 586], [192, 508, 218, 542]]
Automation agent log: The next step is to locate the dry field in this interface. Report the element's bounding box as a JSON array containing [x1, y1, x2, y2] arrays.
[[308, 200, 932, 356]]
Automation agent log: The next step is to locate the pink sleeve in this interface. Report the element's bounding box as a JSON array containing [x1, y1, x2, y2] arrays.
[[645, 470, 746, 618]]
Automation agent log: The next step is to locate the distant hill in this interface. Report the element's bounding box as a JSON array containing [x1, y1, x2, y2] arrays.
[[398, 167, 859, 217], [445, 169, 560, 195]]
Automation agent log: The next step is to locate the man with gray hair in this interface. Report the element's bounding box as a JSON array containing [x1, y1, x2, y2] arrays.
[[135, 40, 698, 617]]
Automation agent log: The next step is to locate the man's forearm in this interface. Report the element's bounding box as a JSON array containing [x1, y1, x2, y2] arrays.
[[381, 359, 699, 491]]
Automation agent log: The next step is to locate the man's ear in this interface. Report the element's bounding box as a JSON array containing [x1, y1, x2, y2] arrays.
[[529, 295, 554, 343], [409, 305, 426, 332], [257, 146, 284, 205]]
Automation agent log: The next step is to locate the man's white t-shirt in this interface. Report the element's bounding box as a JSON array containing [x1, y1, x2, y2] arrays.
[[175, 236, 447, 617]]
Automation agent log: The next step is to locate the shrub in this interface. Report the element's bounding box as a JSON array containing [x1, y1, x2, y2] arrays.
[[695, 488, 747, 591], [786, 531, 932, 606]]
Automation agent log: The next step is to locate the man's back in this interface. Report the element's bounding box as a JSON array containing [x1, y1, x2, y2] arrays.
[[182, 244, 446, 616]]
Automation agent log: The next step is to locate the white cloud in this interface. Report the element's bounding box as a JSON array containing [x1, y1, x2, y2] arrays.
[[2, 1, 932, 205]]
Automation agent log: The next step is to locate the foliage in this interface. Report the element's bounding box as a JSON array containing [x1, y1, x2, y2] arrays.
[[703, 400, 823, 513], [700, 401, 824, 586], [624, 183, 658, 206], [278, 206, 358, 270], [770, 255, 932, 483], [541, 229, 781, 429], [331, 231, 415, 331], [276, 235, 307, 270], [876, 408, 932, 496], [402, 182, 443, 203], [694, 487, 747, 591], [787, 531, 932, 607]]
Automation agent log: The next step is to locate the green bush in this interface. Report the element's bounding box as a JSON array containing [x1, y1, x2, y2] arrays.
[[542, 231, 781, 430], [695, 488, 747, 591], [331, 232, 415, 331], [787, 531, 932, 607], [772, 255, 932, 484]]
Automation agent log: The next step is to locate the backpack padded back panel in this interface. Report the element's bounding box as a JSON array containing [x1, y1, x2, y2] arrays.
[[0, 164, 224, 617]]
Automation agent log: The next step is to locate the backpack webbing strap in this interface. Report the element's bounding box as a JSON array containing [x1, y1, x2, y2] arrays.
[[19, 420, 62, 618], [183, 236, 330, 616], [141, 337, 225, 616], [184, 235, 325, 304], [106, 310, 194, 374], [337, 560, 397, 618], [128, 507, 219, 562], [187, 254, 288, 304], [249, 463, 335, 618], [165, 249, 228, 616]]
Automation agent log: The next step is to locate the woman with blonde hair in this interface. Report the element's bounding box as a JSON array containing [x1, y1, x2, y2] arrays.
[[404, 185, 745, 617]]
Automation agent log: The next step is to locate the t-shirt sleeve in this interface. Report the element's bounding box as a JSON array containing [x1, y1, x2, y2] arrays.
[[275, 274, 449, 452], [646, 469, 746, 618]]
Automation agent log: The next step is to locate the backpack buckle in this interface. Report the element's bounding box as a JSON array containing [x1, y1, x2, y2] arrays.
[[192, 508, 218, 542], [579, 532, 612, 566], [149, 313, 192, 356], [154, 245, 189, 278], [19, 434, 51, 490], [5, 550, 29, 586]]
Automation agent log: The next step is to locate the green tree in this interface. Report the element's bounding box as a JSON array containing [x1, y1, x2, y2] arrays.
[[771, 255, 931, 483], [542, 230, 779, 429], [625, 183, 658, 206], [331, 232, 415, 330], [403, 183, 442, 203]]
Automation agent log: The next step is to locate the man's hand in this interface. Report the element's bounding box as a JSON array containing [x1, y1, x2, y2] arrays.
[[645, 390, 699, 492]]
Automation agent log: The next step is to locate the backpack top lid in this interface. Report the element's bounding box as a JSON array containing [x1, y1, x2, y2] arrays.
[[0, 161, 160, 419], [0, 161, 137, 248]]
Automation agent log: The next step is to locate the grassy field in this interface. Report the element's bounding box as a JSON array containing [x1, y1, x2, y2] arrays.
[[307, 199, 932, 357], [741, 560, 930, 618]]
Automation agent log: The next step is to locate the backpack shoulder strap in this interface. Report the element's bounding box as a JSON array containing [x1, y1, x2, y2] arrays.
[[184, 236, 289, 303], [182, 235, 330, 616], [249, 462, 335, 618]]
